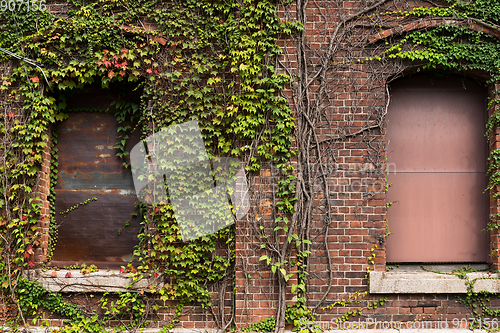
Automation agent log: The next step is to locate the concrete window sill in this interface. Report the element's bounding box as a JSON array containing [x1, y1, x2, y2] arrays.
[[26, 269, 161, 293], [369, 264, 500, 294]]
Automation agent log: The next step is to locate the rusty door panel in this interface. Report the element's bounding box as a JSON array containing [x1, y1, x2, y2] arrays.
[[386, 75, 488, 263], [55, 112, 137, 187], [386, 173, 488, 262], [51, 111, 142, 269], [51, 190, 141, 268]]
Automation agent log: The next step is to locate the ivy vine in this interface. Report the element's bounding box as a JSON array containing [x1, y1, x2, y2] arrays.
[[0, 0, 297, 331], [3, 0, 500, 332]]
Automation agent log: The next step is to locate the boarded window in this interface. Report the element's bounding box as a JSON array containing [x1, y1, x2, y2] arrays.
[[51, 89, 141, 269], [386, 75, 488, 263]]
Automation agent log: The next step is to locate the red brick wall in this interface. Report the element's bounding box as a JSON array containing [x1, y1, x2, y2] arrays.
[[234, 0, 500, 328], [24, 0, 500, 330], [33, 132, 51, 265], [489, 83, 500, 270]]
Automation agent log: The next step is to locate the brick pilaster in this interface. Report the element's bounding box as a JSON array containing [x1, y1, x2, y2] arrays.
[[489, 83, 500, 270], [34, 131, 52, 265]]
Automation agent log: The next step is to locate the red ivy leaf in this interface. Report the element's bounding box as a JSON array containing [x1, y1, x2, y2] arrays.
[[65, 272, 72, 278]]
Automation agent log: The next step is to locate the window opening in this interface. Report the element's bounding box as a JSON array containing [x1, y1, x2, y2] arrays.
[[386, 75, 488, 263], [50, 87, 142, 269]]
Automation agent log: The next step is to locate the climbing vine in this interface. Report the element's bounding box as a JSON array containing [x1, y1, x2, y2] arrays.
[[273, 0, 500, 332], [0, 0, 296, 331], [3, 0, 500, 332]]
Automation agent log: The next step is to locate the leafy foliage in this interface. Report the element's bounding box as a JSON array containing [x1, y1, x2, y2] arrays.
[[3, 0, 500, 331], [386, 25, 500, 73], [242, 316, 276, 332], [15, 278, 81, 320], [376, 1, 500, 329], [0, 0, 296, 329]]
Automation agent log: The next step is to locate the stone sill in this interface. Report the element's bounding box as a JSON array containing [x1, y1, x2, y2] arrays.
[[26, 269, 162, 293], [370, 265, 499, 294]]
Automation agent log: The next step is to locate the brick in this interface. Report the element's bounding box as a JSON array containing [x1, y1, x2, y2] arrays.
[[20, 0, 495, 330]]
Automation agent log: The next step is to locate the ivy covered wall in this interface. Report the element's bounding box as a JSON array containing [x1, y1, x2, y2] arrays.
[[1, 0, 500, 332]]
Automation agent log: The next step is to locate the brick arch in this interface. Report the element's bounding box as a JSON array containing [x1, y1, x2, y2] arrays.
[[368, 18, 500, 44]]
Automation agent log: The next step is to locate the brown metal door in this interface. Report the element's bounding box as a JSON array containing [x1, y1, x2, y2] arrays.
[[51, 90, 142, 269], [386, 75, 488, 263]]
